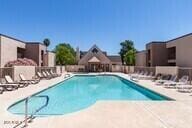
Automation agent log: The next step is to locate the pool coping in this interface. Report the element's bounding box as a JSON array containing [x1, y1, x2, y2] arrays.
[[1, 72, 192, 128]]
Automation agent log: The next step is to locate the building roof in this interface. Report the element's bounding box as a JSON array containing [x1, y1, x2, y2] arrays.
[[0, 33, 26, 44], [80, 51, 107, 58], [26, 42, 46, 46], [107, 55, 122, 63], [88, 56, 100, 63], [0, 33, 45, 46], [166, 33, 192, 43]]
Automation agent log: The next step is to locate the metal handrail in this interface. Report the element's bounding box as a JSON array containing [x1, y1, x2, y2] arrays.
[[13, 95, 49, 128]]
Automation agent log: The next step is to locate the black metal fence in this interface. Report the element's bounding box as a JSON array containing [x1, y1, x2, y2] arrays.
[[134, 66, 156, 75], [0, 67, 14, 82], [178, 67, 192, 84], [35, 66, 56, 74]]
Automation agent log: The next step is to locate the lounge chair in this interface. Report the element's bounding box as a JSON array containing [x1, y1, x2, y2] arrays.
[[45, 71, 57, 78], [37, 72, 49, 79], [64, 72, 70, 78], [151, 73, 162, 81], [155, 74, 172, 85], [19, 74, 40, 84], [0, 83, 19, 91], [139, 72, 154, 80], [164, 75, 188, 88], [5, 75, 28, 88], [131, 71, 144, 79], [42, 71, 52, 79], [138, 71, 149, 79], [50, 70, 61, 77], [0, 87, 3, 94], [130, 71, 140, 76], [177, 84, 192, 93]]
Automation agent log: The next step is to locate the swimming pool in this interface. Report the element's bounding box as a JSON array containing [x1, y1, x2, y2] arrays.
[[8, 75, 171, 116]]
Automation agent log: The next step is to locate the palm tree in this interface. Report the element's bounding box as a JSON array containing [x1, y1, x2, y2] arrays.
[[119, 40, 135, 64], [43, 38, 50, 51]]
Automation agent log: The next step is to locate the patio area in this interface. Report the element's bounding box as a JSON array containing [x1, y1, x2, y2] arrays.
[[0, 73, 192, 128]]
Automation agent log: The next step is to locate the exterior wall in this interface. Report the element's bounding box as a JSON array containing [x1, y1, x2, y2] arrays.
[[65, 65, 85, 72], [0, 36, 26, 67], [39, 44, 47, 66], [156, 66, 178, 75], [78, 51, 111, 65], [13, 66, 36, 81], [111, 65, 123, 72], [56, 66, 66, 74], [25, 44, 39, 65], [146, 43, 167, 66], [129, 66, 135, 73], [78, 45, 112, 70], [166, 35, 192, 67], [25, 43, 46, 66], [44, 52, 55, 67], [135, 51, 146, 66]]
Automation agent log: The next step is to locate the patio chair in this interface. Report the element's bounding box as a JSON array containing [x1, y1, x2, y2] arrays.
[[0, 87, 3, 94], [155, 74, 172, 85], [0, 83, 19, 91], [64, 72, 71, 78], [138, 71, 154, 79], [45, 71, 57, 78], [37, 72, 49, 79], [130, 70, 140, 76], [131, 71, 144, 79], [50, 70, 61, 77], [19, 74, 40, 84], [42, 71, 52, 79], [5, 75, 28, 88], [141, 72, 154, 80], [164, 75, 188, 88]]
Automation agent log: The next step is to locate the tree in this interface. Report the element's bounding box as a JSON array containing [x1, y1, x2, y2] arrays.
[[43, 38, 50, 52], [55, 43, 76, 65], [119, 40, 136, 65], [123, 49, 136, 65]]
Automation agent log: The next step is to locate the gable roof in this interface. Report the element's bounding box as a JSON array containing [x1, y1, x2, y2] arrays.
[[108, 55, 122, 63], [88, 56, 100, 63], [78, 44, 111, 64]]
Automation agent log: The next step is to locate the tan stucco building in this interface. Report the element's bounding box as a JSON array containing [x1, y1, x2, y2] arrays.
[[0, 34, 55, 67], [136, 33, 192, 67], [77, 45, 122, 72]]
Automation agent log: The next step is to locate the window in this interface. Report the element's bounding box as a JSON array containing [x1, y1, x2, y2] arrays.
[[168, 47, 176, 60], [41, 50, 44, 60], [168, 62, 176, 66], [17, 47, 25, 58], [92, 48, 98, 53], [147, 50, 151, 60]]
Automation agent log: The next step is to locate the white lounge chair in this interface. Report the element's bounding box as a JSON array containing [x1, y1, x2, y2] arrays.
[[19, 74, 40, 84], [50, 70, 61, 77], [177, 84, 192, 93], [164, 75, 188, 88], [37, 72, 49, 79], [42, 71, 52, 79], [131, 71, 144, 78], [45, 71, 57, 78], [0, 83, 19, 91], [139, 72, 154, 80], [5, 75, 28, 88], [155, 75, 173, 85]]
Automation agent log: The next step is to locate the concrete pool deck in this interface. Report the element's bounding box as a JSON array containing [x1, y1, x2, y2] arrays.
[[0, 73, 192, 128]]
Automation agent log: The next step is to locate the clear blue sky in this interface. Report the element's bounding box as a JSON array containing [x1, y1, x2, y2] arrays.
[[0, 0, 192, 55]]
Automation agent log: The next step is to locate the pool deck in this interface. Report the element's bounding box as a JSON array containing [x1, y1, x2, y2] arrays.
[[0, 73, 192, 128]]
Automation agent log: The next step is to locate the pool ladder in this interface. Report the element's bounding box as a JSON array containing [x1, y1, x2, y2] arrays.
[[13, 95, 49, 128]]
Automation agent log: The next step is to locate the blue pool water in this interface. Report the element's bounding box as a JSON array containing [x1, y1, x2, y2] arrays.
[[8, 75, 171, 116]]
